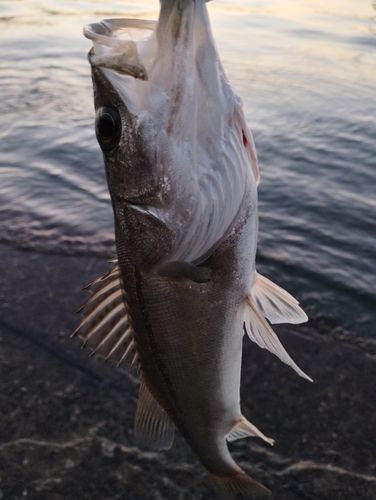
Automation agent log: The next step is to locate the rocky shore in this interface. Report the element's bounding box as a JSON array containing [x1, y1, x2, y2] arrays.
[[0, 244, 375, 499]]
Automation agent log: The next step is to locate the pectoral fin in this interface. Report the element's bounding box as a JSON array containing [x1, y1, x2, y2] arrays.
[[156, 261, 210, 283], [134, 378, 175, 450], [251, 272, 308, 324], [244, 296, 312, 382]]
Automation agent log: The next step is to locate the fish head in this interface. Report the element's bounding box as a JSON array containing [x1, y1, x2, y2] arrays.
[[87, 19, 179, 268], [87, 19, 169, 208], [91, 63, 162, 206], [84, 1, 260, 271]]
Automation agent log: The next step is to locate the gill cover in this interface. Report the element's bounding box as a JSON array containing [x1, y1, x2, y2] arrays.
[[84, 0, 260, 266]]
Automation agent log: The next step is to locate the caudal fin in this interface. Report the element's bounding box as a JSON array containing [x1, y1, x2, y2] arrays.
[[208, 471, 271, 499]]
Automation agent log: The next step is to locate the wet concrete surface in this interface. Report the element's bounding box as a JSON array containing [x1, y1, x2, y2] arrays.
[[0, 244, 375, 500]]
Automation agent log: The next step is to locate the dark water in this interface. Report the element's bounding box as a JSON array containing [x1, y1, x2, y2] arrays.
[[0, 0, 375, 337]]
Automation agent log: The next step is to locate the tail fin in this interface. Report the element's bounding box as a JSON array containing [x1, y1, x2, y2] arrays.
[[208, 471, 271, 499]]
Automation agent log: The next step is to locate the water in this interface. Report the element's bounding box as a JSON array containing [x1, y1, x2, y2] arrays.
[[0, 0, 375, 337]]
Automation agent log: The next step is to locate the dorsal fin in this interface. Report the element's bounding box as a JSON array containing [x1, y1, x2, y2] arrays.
[[72, 259, 140, 370], [134, 377, 175, 450]]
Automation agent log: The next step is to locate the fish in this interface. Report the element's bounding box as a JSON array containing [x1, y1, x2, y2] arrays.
[[74, 1, 312, 498]]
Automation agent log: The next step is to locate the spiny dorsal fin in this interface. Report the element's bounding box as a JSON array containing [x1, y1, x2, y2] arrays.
[[244, 297, 312, 382], [226, 417, 274, 446], [134, 378, 175, 450], [251, 273, 308, 325], [72, 260, 140, 371]]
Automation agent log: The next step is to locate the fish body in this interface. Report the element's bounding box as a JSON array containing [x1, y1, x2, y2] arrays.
[[75, 1, 311, 498]]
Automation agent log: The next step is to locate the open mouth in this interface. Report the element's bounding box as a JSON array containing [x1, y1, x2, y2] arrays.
[[84, 19, 157, 80]]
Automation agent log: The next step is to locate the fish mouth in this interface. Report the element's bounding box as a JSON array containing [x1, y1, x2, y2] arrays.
[[84, 19, 157, 81]]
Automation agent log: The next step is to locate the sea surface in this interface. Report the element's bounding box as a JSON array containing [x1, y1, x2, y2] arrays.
[[0, 0, 375, 337]]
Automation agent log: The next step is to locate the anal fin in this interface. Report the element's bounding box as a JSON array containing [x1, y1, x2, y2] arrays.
[[134, 378, 175, 450], [226, 417, 274, 446]]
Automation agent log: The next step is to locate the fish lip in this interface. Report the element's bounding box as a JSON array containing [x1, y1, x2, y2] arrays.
[[84, 19, 156, 80], [83, 19, 157, 44], [87, 47, 149, 81]]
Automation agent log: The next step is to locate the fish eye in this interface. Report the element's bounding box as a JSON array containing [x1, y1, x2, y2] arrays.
[[95, 107, 121, 152]]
